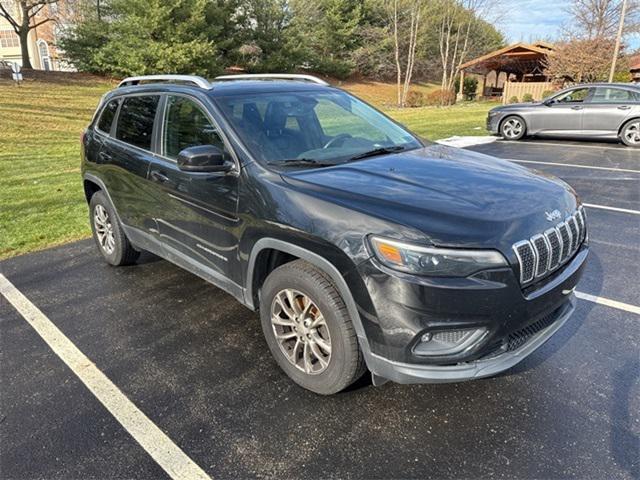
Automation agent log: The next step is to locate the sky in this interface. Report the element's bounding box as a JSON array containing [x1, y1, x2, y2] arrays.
[[498, 0, 640, 50]]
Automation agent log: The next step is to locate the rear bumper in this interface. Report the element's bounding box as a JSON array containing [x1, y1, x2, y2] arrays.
[[365, 296, 575, 384]]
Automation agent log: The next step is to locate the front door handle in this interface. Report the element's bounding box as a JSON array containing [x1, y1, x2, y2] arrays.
[[98, 151, 112, 162], [150, 170, 170, 183], [571, 105, 583, 110], [618, 105, 631, 110]]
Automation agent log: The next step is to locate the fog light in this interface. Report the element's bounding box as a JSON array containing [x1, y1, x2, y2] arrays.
[[414, 328, 487, 356]]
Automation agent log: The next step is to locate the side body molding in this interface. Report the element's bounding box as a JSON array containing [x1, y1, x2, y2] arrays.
[[245, 238, 373, 360]]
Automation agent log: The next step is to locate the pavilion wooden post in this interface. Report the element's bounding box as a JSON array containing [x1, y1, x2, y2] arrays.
[[457, 70, 465, 101]]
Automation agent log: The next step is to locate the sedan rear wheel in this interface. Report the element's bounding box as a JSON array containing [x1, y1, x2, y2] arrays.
[[620, 120, 640, 147], [500, 116, 526, 141]]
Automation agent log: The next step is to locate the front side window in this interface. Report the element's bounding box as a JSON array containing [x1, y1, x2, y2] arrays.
[[214, 90, 421, 166], [163, 96, 226, 159], [590, 87, 640, 103], [554, 88, 590, 104], [115, 95, 159, 150], [96, 99, 120, 134]]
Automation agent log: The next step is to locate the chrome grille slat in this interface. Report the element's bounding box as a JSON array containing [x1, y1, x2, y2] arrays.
[[512, 209, 586, 287]]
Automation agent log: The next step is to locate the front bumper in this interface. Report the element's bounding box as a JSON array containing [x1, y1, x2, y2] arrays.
[[352, 245, 588, 384], [366, 296, 575, 384], [487, 112, 502, 134]]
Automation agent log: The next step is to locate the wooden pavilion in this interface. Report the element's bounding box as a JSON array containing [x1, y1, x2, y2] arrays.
[[458, 42, 555, 103]]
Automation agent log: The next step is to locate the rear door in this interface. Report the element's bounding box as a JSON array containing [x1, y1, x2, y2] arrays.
[[147, 94, 242, 288], [582, 86, 640, 137], [529, 87, 592, 134], [103, 94, 162, 238]]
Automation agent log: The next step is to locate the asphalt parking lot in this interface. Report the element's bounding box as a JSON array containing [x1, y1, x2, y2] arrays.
[[1, 138, 639, 480]]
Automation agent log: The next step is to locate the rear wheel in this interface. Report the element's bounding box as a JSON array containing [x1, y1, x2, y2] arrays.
[[89, 191, 140, 266], [620, 119, 640, 147], [500, 115, 526, 141], [259, 260, 366, 395]]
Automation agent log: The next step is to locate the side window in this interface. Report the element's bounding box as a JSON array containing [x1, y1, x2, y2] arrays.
[[163, 96, 226, 159], [591, 87, 639, 103], [96, 99, 120, 134], [115, 95, 159, 150], [555, 88, 590, 104]]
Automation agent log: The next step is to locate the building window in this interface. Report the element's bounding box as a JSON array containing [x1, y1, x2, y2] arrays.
[[0, 30, 20, 48], [37, 39, 52, 71]]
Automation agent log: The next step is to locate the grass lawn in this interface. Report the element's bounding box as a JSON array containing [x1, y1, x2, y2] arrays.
[[0, 77, 497, 259]]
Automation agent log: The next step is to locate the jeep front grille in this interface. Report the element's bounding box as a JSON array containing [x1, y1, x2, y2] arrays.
[[512, 206, 587, 285]]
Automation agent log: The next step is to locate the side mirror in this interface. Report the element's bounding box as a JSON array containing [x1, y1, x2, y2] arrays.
[[177, 145, 233, 173], [543, 98, 555, 106]]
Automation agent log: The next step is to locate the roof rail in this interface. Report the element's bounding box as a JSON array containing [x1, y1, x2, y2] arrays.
[[214, 73, 329, 86], [118, 75, 212, 89]]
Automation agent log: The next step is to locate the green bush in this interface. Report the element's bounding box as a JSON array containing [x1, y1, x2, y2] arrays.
[[405, 90, 425, 107], [454, 76, 479, 100], [522, 93, 534, 103], [508, 96, 519, 104]]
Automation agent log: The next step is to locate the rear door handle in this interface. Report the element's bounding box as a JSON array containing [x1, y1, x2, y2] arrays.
[[150, 170, 170, 183], [618, 105, 631, 110], [571, 106, 583, 110]]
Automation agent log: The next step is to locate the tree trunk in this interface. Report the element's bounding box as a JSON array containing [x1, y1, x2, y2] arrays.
[[19, 28, 32, 69]]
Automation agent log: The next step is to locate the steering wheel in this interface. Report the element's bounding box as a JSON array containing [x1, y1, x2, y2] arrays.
[[322, 133, 352, 149]]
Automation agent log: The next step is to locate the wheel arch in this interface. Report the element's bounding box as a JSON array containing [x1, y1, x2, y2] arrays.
[[618, 116, 640, 135], [245, 238, 370, 354], [499, 114, 528, 136]]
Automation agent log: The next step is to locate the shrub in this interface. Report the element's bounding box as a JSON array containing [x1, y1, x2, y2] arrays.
[[424, 89, 456, 106], [508, 96, 519, 104], [454, 76, 479, 100], [405, 90, 425, 107], [522, 93, 534, 102]]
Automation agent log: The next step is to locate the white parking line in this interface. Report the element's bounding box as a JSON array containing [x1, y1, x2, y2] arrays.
[[510, 159, 640, 174], [0, 274, 211, 480], [575, 291, 640, 315], [501, 140, 628, 152], [583, 203, 640, 216]]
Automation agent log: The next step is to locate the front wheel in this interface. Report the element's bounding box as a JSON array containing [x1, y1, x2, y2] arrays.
[[620, 119, 640, 147], [500, 115, 526, 141], [259, 260, 366, 395]]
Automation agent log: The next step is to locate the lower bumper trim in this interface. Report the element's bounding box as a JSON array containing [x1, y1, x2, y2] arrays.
[[366, 296, 576, 384]]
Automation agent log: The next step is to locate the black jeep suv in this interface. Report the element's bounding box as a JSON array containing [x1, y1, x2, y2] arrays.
[[81, 74, 588, 394]]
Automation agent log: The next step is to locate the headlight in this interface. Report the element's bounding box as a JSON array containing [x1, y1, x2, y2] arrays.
[[369, 236, 507, 277]]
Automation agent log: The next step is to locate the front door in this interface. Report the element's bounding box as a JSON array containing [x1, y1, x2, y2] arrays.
[[148, 94, 242, 289], [528, 87, 592, 134]]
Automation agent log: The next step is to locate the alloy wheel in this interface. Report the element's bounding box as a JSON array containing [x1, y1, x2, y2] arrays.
[[502, 118, 523, 139], [94, 204, 116, 255], [624, 121, 640, 145], [270, 289, 332, 375]]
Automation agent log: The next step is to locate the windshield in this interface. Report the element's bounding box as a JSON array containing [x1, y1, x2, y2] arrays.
[[213, 89, 422, 166]]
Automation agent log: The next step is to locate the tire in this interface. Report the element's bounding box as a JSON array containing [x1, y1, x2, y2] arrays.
[[619, 119, 640, 147], [500, 115, 526, 141], [259, 259, 366, 395], [89, 190, 140, 266]]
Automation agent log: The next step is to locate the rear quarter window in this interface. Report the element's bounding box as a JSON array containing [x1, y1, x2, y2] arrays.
[[115, 96, 160, 150], [96, 99, 120, 134]]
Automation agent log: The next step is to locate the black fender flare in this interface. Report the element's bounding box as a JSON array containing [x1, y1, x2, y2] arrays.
[[245, 238, 372, 358]]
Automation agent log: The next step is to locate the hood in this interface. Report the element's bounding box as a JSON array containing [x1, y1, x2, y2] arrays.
[[281, 145, 578, 251]]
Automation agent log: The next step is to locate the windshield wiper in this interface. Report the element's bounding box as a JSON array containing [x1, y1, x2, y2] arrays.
[[269, 158, 337, 167], [349, 146, 407, 161]]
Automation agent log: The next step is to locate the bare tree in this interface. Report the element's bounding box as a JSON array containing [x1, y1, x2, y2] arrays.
[[563, 0, 639, 39], [0, 0, 60, 68], [545, 37, 628, 82], [388, 0, 422, 107], [437, 0, 499, 102]]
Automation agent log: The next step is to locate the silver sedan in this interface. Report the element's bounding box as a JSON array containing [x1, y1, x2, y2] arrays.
[[487, 83, 640, 147]]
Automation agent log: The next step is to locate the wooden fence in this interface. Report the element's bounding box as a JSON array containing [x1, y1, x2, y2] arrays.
[[502, 81, 555, 104]]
